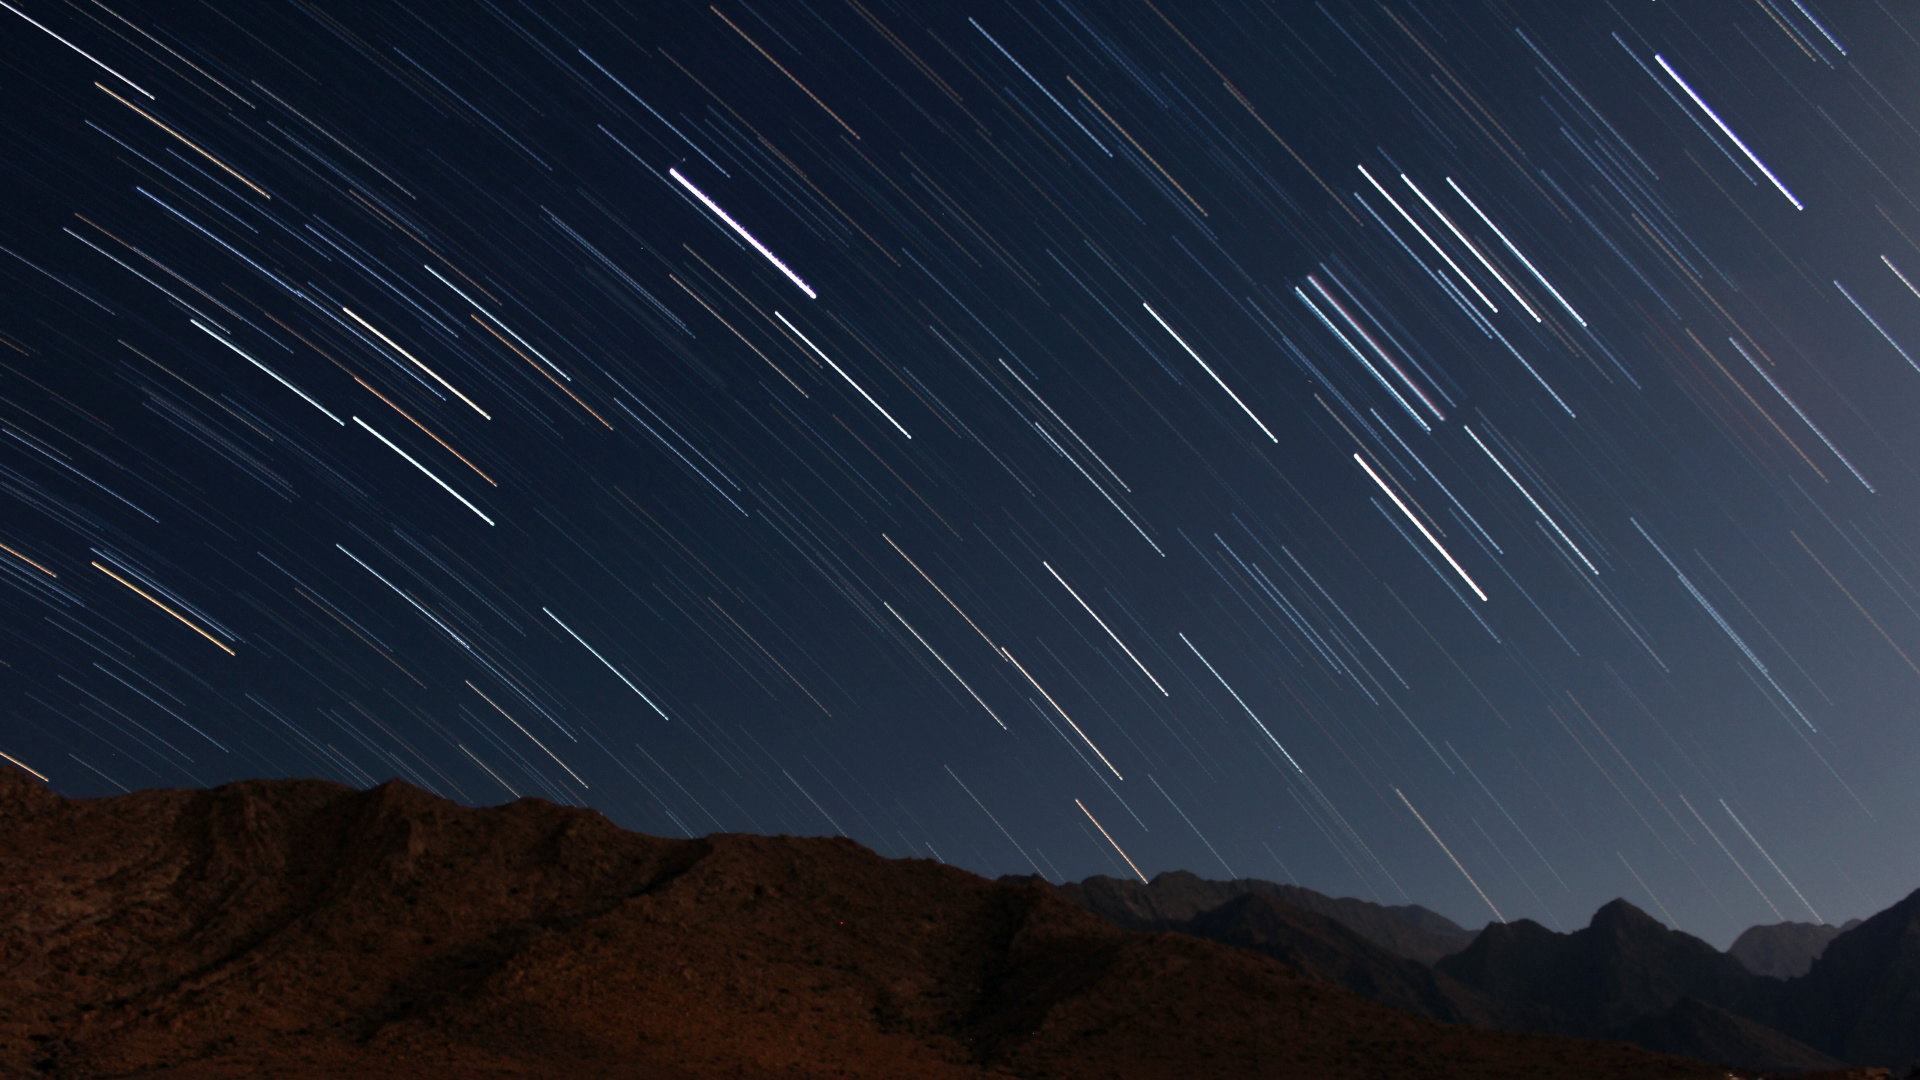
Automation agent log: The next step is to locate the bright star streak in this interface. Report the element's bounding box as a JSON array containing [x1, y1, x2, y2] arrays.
[[543, 607, 672, 721], [1721, 799, 1821, 922], [1179, 632, 1302, 772], [0, 748, 49, 782], [670, 167, 817, 298], [1002, 646, 1123, 779], [1655, 55, 1803, 210], [1355, 454, 1488, 601], [352, 417, 494, 526], [885, 602, 1006, 729], [1398, 787, 1505, 924], [775, 311, 910, 438], [1462, 427, 1596, 576], [1043, 561, 1167, 695], [343, 307, 491, 418], [1359, 163, 1498, 313], [1446, 177, 1587, 326], [1076, 798, 1147, 884], [1142, 302, 1277, 441], [2, 0, 151, 98], [192, 320, 343, 426], [1401, 173, 1540, 321]]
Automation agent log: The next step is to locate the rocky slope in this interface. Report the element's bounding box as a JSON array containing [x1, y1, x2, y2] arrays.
[[0, 768, 1736, 1079]]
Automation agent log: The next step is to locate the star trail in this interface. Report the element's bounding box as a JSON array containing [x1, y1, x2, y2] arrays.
[[2, 0, 1918, 945]]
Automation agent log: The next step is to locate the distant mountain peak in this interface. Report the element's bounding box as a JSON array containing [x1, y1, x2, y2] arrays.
[[1728, 920, 1850, 979], [1040, 870, 1479, 965], [1591, 897, 1663, 930], [1439, 894, 1778, 1051]]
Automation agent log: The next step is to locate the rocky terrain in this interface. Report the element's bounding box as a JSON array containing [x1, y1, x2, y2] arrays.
[[0, 767, 1757, 1079]]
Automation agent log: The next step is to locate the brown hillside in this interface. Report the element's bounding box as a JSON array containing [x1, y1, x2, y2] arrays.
[[0, 768, 1746, 1079]]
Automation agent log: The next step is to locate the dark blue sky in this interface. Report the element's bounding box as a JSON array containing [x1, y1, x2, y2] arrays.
[[2, 0, 1916, 946]]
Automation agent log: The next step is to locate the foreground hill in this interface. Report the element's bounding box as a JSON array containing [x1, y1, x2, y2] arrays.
[[0, 769, 1739, 1079]]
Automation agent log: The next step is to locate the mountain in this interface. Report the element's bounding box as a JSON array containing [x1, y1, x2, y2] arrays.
[[1031, 859, 1920, 1072], [1043, 868, 1479, 963], [1765, 888, 1920, 1067], [1432, 898, 1840, 1070], [1173, 891, 1551, 1030], [1437, 899, 1762, 1032], [1045, 875, 1834, 1070], [1729, 919, 1860, 979], [1349, 886, 1920, 1071], [0, 768, 1732, 1080]]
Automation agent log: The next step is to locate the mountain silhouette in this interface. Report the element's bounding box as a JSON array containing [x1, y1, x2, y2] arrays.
[[1043, 868, 1478, 963], [1430, 898, 1851, 1069], [1172, 891, 1563, 1031], [1762, 888, 1920, 1067], [1437, 899, 1759, 1032], [1729, 918, 1860, 978], [0, 768, 1738, 1079], [1427, 891, 1920, 1069], [1029, 871, 1859, 1071], [1044, 868, 1876, 1071]]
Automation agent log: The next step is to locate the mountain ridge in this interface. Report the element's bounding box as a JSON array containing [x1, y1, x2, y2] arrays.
[[0, 767, 1746, 1079], [1171, 891, 1557, 1030], [1033, 867, 1480, 964], [1041, 867, 1916, 1072], [1730, 919, 1862, 979], [1436, 898, 1761, 1031]]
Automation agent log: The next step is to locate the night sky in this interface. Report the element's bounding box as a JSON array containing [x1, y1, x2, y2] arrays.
[[3, 0, 1917, 947]]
